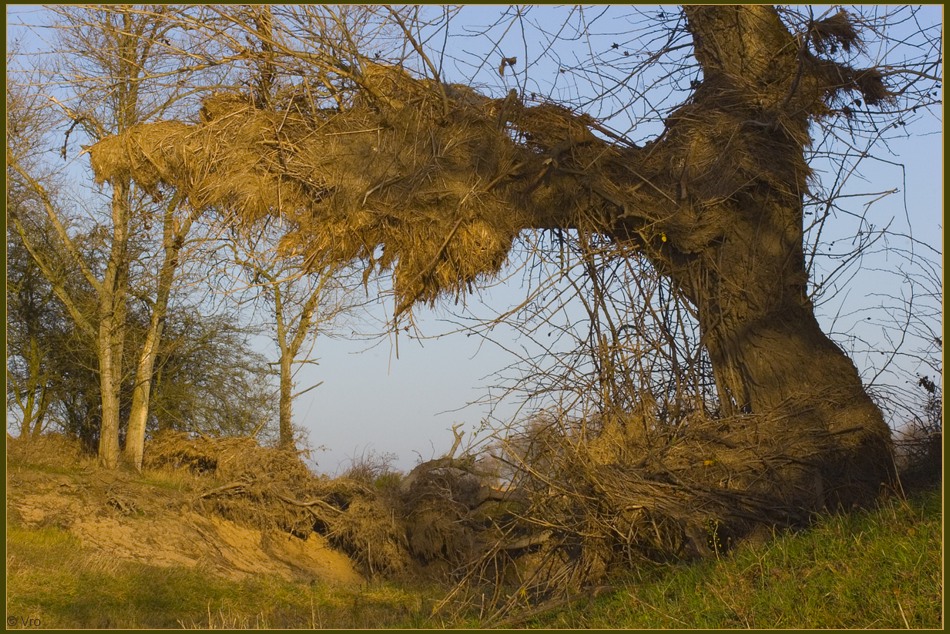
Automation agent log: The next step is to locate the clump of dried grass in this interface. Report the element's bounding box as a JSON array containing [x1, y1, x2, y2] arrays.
[[398, 459, 493, 568], [144, 431, 313, 482], [324, 496, 413, 577], [88, 63, 620, 315], [144, 431, 324, 537], [807, 9, 860, 55], [7, 432, 90, 470]]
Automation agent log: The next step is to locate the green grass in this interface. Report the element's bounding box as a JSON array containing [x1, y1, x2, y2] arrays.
[[521, 489, 943, 629], [7, 448, 941, 630]]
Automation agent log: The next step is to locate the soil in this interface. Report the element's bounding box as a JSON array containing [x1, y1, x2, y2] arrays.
[[6, 448, 363, 586]]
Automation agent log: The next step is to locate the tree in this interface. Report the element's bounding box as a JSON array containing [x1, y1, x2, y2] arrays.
[[145, 309, 279, 441], [87, 5, 939, 524], [212, 5, 361, 450], [7, 6, 237, 468], [6, 221, 67, 439], [225, 223, 356, 449], [6, 204, 278, 449], [5, 52, 73, 440], [121, 193, 207, 469]]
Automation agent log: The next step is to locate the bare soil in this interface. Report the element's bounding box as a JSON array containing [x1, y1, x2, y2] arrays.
[[6, 440, 363, 586]]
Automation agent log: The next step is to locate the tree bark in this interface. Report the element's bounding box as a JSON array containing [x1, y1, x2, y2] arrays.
[[15, 337, 52, 439], [664, 5, 893, 507], [242, 257, 327, 451], [97, 179, 131, 469], [271, 282, 297, 450], [124, 198, 193, 470], [278, 352, 295, 450], [667, 190, 894, 509]]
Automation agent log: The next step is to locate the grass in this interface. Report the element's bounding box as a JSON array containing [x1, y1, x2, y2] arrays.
[[6, 522, 439, 629], [7, 436, 942, 629], [516, 489, 943, 629], [6, 437, 440, 630]]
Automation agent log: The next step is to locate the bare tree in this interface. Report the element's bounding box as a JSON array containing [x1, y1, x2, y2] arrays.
[[202, 5, 364, 450], [7, 5, 237, 468], [6, 74, 65, 440], [84, 3, 940, 578], [224, 221, 358, 450]]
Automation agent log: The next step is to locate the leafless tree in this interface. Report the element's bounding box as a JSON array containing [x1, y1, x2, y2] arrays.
[[223, 219, 361, 450], [60, 5, 942, 605], [7, 5, 240, 468]]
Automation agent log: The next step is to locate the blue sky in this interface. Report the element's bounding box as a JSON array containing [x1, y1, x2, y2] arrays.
[[7, 5, 943, 474], [288, 6, 944, 473]]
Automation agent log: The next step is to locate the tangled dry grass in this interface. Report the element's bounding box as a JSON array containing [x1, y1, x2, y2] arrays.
[[87, 61, 640, 315], [137, 388, 914, 623], [144, 432, 404, 574], [87, 34, 891, 318], [430, 400, 893, 623], [88, 56, 885, 317], [142, 431, 506, 580]]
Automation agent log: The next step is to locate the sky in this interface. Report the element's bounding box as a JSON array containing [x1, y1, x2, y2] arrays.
[[282, 6, 945, 474], [6, 5, 943, 475]]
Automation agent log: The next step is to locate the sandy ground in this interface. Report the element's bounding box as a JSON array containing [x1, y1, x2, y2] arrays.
[[7, 464, 363, 586]]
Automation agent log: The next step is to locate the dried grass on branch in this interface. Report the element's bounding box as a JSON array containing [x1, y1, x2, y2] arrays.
[[88, 63, 624, 315], [86, 56, 849, 318]]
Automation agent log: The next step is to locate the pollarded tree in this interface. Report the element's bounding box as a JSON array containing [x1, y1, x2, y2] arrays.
[[87, 6, 939, 524]]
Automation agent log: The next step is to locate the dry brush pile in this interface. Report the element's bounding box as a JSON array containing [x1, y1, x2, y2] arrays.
[[430, 403, 863, 622], [141, 397, 868, 624], [142, 431, 510, 580]]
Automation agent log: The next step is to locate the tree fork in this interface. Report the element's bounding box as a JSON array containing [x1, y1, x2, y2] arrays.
[[87, 5, 897, 508]]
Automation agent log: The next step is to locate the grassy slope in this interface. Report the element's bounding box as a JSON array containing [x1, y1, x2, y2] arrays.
[[6, 444, 942, 629], [517, 489, 943, 629]]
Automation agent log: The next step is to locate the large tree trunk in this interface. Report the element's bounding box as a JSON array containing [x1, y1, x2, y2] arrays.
[[704, 303, 894, 509], [684, 206, 894, 508], [630, 5, 896, 510]]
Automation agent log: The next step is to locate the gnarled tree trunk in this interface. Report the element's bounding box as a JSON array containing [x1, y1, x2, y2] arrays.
[[652, 5, 894, 508], [668, 189, 894, 509], [88, 5, 896, 509]]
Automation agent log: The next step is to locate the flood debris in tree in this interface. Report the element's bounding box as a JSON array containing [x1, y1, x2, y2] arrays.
[[87, 4, 914, 622]]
